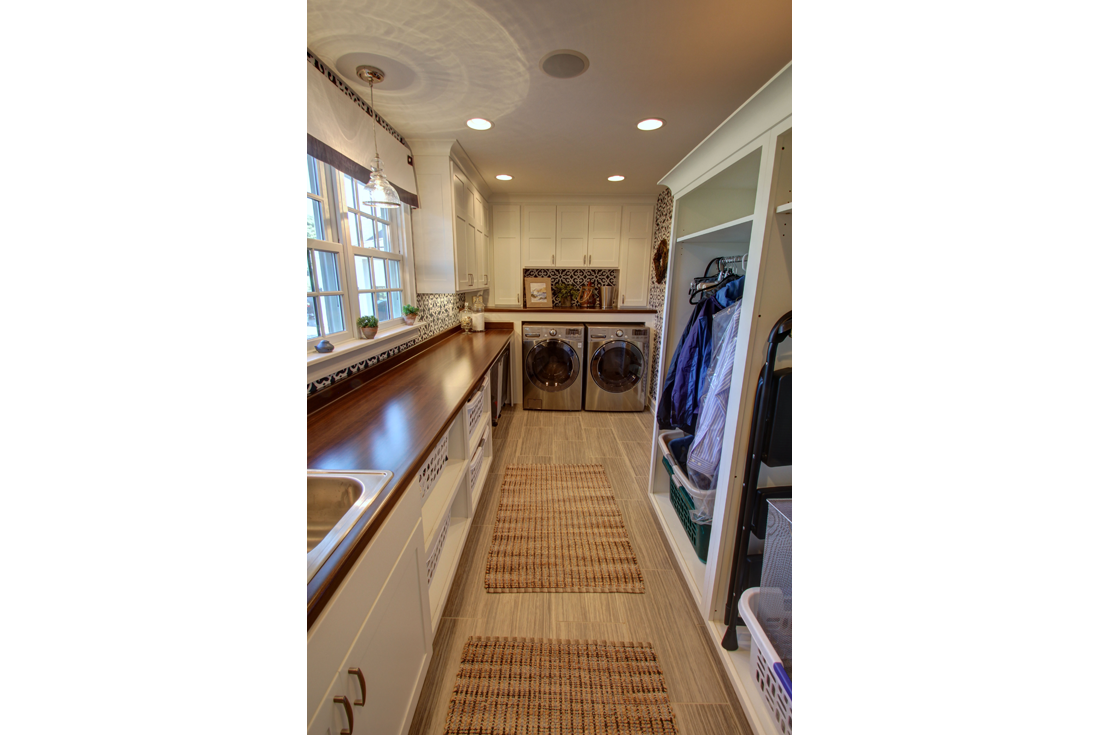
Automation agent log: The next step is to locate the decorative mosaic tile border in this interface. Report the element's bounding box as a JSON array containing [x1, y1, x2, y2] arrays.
[[307, 49, 408, 148], [521, 268, 618, 308], [306, 291, 482, 396], [648, 188, 674, 401]]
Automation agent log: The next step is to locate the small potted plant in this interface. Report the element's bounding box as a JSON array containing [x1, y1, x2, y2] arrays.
[[402, 304, 420, 326], [357, 314, 379, 339], [552, 282, 580, 308]]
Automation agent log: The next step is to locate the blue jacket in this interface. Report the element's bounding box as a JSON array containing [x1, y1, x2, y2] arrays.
[[657, 276, 745, 433]]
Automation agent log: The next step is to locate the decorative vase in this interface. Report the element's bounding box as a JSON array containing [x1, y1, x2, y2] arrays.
[[561, 296, 573, 309], [360, 327, 378, 339], [403, 314, 418, 326]]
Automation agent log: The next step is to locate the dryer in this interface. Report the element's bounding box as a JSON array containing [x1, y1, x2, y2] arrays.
[[584, 324, 649, 411], [521, 323, 585, 410]]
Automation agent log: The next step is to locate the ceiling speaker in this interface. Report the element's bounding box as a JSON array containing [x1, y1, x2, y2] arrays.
[[539, 50, 590, 79]]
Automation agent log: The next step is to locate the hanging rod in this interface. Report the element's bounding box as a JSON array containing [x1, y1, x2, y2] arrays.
[[689, 254, 748, 296]]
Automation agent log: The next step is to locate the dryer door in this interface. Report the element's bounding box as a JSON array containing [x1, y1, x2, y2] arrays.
[[524, 339, 580, 392], [590, 341, 645, 393]]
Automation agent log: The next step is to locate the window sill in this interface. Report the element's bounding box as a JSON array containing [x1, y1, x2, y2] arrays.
[[307, 323, 422, 383]]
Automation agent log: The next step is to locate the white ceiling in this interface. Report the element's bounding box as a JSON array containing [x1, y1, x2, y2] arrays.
[[307, 0, 791, 199]]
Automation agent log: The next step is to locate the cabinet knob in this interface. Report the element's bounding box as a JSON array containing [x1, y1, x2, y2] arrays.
[[334, 695, 354, 735], [349, 668, 367, 706]]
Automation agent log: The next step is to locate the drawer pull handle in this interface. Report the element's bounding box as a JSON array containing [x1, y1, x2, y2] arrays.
[[349, 668, 366, 706], [334, 695, 354, 734]]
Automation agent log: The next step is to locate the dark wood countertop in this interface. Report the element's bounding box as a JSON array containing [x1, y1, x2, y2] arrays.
[[485, 307, 657, 314], [306, 327, 512, 628]]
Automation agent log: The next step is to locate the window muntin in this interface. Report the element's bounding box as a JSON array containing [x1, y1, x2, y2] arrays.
[[306, 155, 414, 351]]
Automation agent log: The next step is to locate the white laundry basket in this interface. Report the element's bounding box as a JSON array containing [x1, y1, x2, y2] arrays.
[[738, 587, 792, 735]]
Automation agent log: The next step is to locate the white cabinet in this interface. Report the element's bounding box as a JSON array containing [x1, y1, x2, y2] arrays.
[[492, 204, 522, 307], [556, 205, 589, 266], [409, 143, 489, 293], [308, 482, 432, 735], [618, 205, 655, 307], [588, 205, 622, 267], [521, 205, 557, 266]]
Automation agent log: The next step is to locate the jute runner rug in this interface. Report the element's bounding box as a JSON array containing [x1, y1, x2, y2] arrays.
[[485, 464, 645, 593], [443, 637, 678, 734]]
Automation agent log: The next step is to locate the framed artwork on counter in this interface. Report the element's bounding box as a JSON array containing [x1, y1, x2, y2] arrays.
[[524, 277, 551, 308]]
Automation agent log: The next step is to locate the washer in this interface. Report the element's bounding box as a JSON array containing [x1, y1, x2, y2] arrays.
[[584, 324, 649, 411], [521, 323, 585, 410]]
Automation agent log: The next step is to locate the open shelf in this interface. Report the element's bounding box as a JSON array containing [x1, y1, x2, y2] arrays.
[[421, 461, 468, 549], [775, 202, 792, 214], [427, 516, 472, 629], [704, 621, 783, 735], [649, 491, 707, 604], [676, 213, 754, 245]]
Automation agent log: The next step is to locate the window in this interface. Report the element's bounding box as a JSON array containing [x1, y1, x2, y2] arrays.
[[306, 155, 415, 351]]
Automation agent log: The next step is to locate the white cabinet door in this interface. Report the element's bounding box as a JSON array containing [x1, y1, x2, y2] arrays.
[[452, 173, 468, 221], [476, 230, 489, 288], [474, 193, 486, 232], [308, 671, 354, 735], [522, 205, 556, 267], [588, 205, 622, 267], [343, 521, 433, 735], [556, 206, 589, 267], [493, 204, 522, 306], [619, 205, 654, 307], [465, 221, 478, 290], [454, 214, 469, 291]]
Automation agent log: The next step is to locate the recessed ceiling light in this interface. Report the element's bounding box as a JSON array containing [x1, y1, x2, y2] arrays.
[[496, 174, 513, 181], [637, 118, 665, 131], [466, 118, 492, 130], [608, 175, 625, 182]]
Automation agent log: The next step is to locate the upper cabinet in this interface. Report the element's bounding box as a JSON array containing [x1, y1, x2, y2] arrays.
[[556, 206, 589, 266], [588, 205, 622, 268], [491, 204, 522, 307], [408, 141, 490, 293], [618, 205, 654, 307], [521, 205, 557, 267], [518, 204, 645, 269]]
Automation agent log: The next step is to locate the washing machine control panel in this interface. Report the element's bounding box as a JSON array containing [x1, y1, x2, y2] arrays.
[[614, 329, 624, 337]]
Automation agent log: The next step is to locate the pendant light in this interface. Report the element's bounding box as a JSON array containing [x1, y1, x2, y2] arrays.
[[355, 65, 402, 209]]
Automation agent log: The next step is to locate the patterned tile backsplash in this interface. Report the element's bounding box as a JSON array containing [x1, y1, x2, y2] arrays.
[[521, 268, 618, 308], [307, 291, 480, 395]]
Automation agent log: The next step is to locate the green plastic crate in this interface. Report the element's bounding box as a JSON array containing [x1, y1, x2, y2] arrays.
[[661, 457, 711, 562]]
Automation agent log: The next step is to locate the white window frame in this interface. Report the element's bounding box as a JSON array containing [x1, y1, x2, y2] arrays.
[[307, 155, 417, 354]]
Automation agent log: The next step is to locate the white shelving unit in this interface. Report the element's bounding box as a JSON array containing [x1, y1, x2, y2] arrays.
[[675, 213, 754, 245], [645, 63, 792, 735]]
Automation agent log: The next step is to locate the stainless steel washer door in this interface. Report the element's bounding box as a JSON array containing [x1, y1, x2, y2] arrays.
[[590, 341, 644, 393], [524, 339, 580, 392]]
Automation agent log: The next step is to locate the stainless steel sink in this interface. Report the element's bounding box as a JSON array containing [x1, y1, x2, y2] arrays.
[[307, 470, 393, 582]]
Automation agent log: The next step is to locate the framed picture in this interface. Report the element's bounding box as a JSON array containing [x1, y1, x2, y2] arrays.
[[524, 277, 552, 308]]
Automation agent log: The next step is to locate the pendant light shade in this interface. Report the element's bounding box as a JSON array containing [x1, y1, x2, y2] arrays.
[[357, 65, 402, 209]]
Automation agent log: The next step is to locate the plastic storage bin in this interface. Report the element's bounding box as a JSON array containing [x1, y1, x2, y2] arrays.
[[658, 430, 712, 562], [465, 376, 488, 438], [738, 587, 792, 735], [759, 499, 792, 671], [417, 431, 449, 501]]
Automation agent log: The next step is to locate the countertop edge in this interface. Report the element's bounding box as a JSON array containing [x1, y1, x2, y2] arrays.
[[306, 329, 512, 629]]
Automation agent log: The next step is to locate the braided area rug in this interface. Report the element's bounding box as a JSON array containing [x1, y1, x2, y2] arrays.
[[444, 637, 678, 734], [485, 464, 645, 593]]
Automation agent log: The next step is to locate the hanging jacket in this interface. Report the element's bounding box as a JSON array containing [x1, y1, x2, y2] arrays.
[[659, 276, 746, 432]]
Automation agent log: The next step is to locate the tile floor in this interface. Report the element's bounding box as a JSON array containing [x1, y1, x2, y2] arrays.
[[407, 405, 752, 735]]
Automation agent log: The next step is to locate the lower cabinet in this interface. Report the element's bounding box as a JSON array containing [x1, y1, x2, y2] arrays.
[[308, 490, 433, 735]]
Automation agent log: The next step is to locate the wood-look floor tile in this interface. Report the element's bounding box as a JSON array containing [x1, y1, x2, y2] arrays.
[[610, 414, 652, 443], [552, 440, 592, 464], [521, 410, 553, 427], [671, 703, 752, 735], [516, 426, 554, 456], [620, 439, 653, 476], [439, 522, 493, 620], [407, 617, 487, 735], [594, 456, 647, 500], [470, 473, 502, 526], [619, 500, 674, 571], [579, 411, 612, 428], [487, 435, 517, 475], [481, 592, 556, 638], [553, 621, 633, 643], [551, 592, 625, 624], [634, 409, 656, 434], [581, 427, 622, 457], [513, 455, 553, 465], [552, 412, 583, 434]]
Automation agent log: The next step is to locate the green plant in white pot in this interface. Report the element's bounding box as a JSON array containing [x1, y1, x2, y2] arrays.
[[402, 304, 420, 326], [357, 314, 379, 339]]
